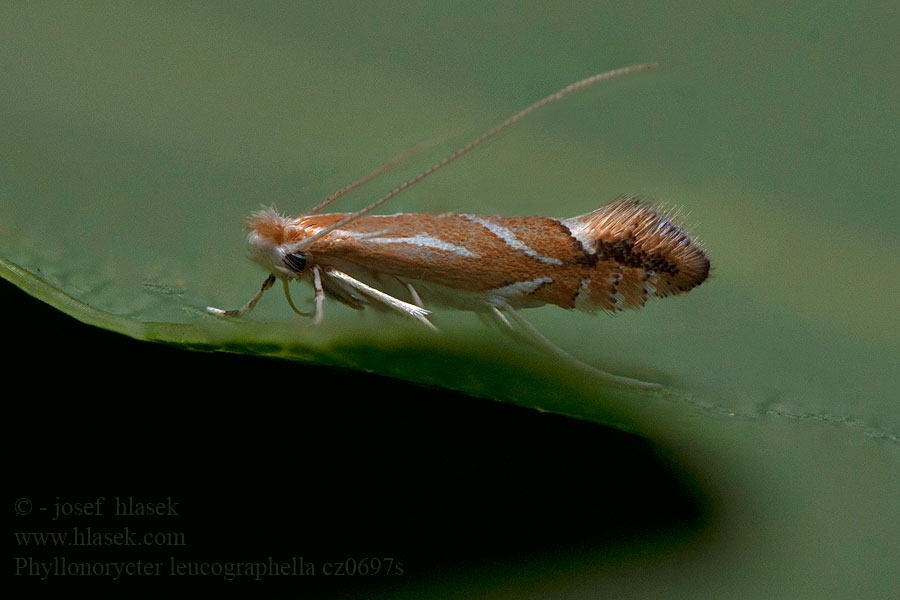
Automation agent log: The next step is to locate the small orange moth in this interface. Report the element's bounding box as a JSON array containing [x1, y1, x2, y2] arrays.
[[207, 64, 710, 389]]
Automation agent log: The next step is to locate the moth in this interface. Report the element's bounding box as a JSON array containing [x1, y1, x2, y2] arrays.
[[207, 64, 710, 389]]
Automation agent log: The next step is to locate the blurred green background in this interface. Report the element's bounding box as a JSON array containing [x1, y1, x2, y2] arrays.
[[2, 2, 898, 598]]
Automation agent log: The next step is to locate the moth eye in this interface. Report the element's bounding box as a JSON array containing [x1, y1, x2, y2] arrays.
[[283, 252, 307, 273]]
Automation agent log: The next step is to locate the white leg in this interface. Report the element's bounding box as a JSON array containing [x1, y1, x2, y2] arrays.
[[404, 280, 425, 308], [312, 266, 325, 325], [499, 303, 661, 390], [206, 274, 275, 318], [490, 306, 513, 329], [325, 268, 437, 331]]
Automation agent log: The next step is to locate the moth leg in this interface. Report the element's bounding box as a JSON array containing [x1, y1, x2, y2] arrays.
[[498, 303, 662, 390], [206, 274, 276, 318], [486, 305, 534, 346], [325, 268, 438, 331], [312, 266, 325, 325], [399, 279, 425, 309], [489, 306, 513, 330], [282, 278, 314, 317]]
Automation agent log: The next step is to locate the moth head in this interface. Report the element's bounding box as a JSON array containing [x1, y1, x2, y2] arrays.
[[244, 207, 309, 278]]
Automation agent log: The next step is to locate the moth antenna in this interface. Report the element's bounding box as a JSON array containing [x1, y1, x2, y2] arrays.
[[295, 63, 658, 250], [304, 134, 452, 215]]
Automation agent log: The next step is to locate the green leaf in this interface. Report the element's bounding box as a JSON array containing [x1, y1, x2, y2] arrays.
[[3, 2, 899, 598]]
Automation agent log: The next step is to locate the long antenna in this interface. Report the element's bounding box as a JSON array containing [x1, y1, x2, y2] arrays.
[[294, 62, 657, 251], [304, 135, 450, 215]]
